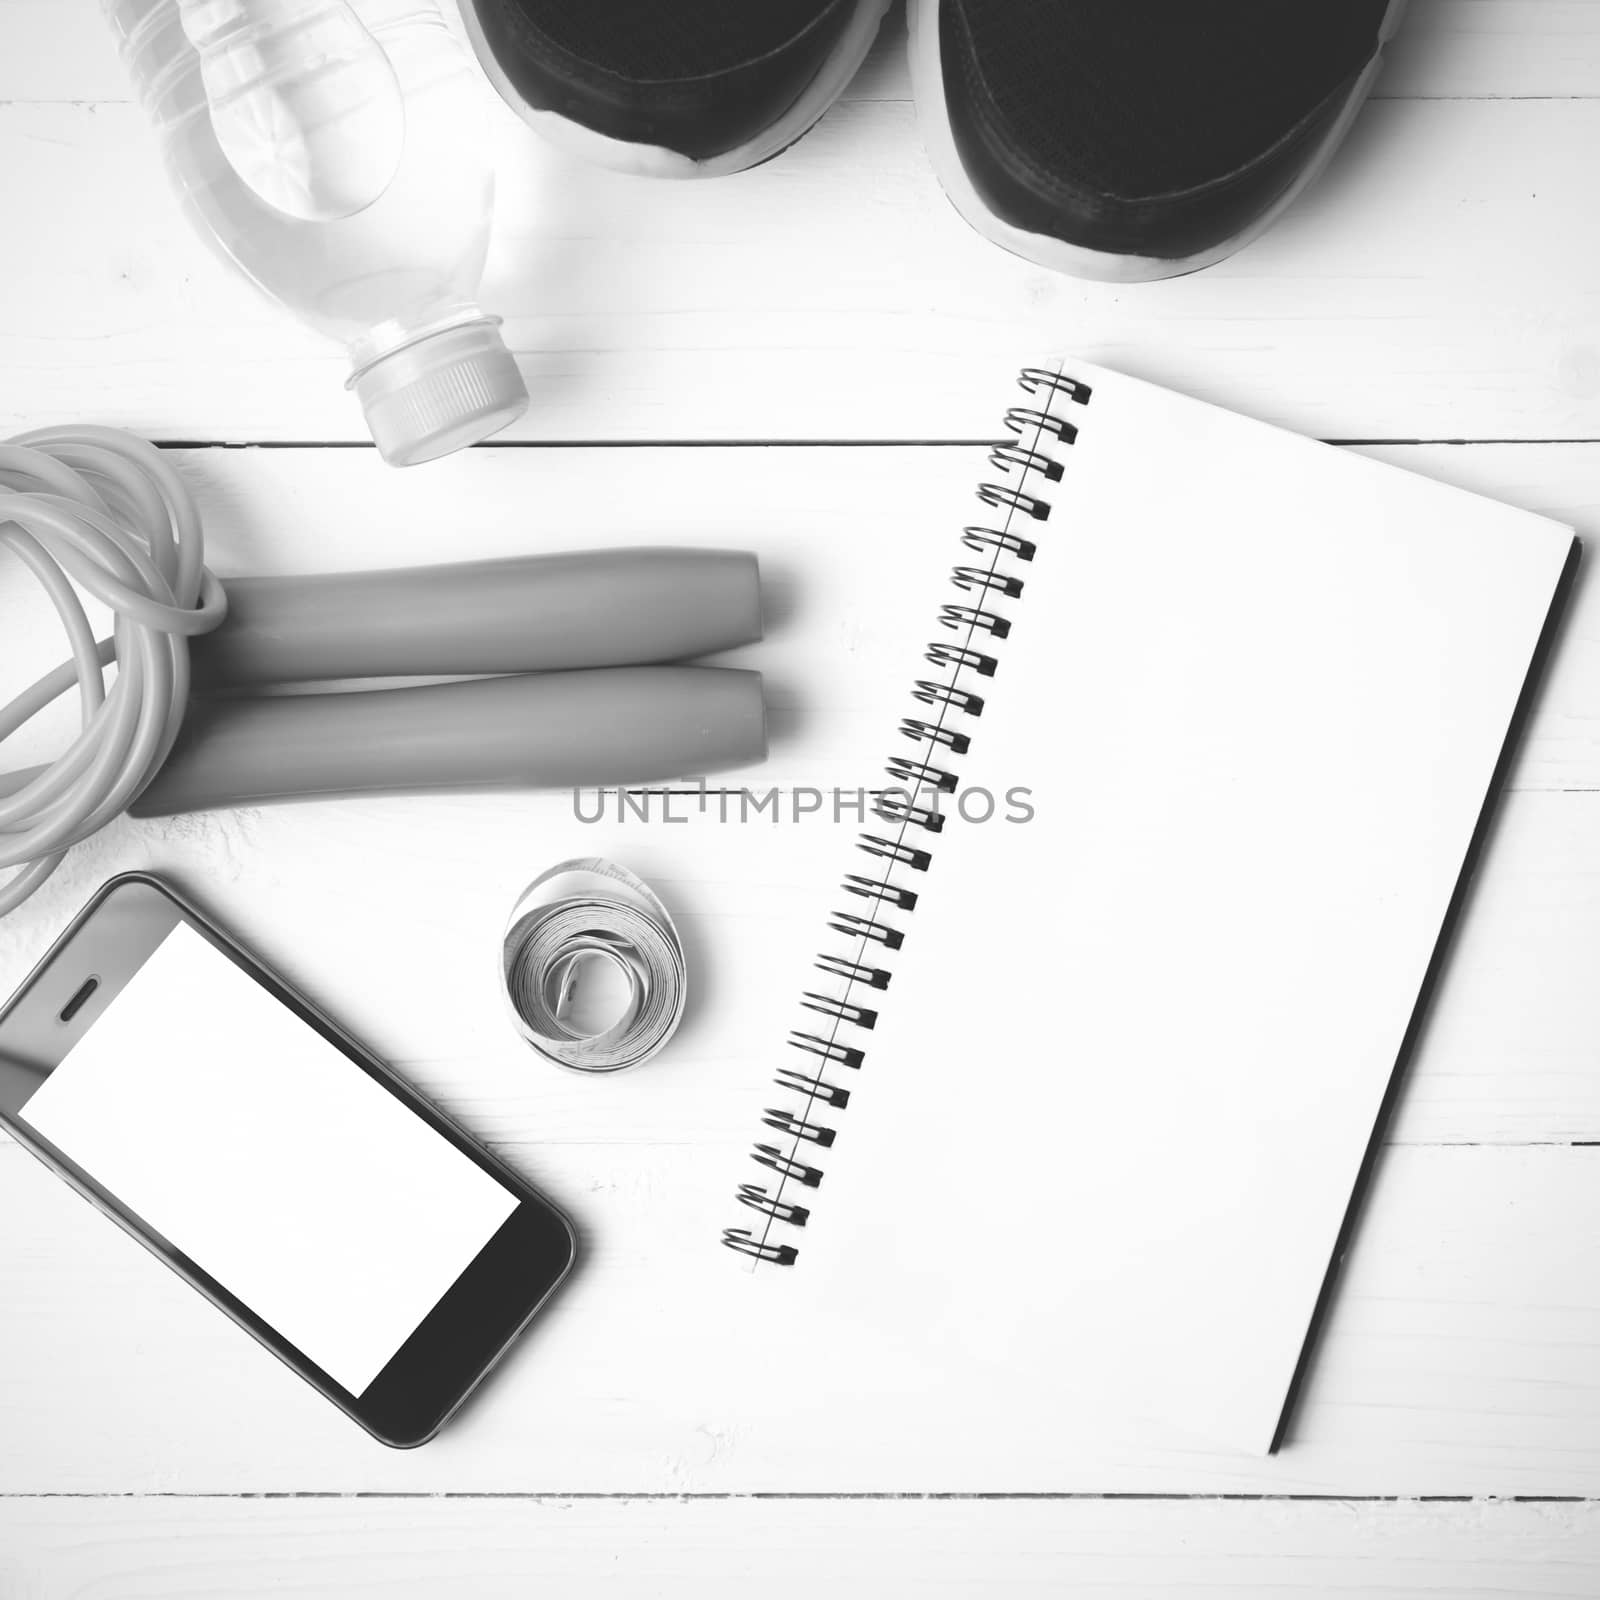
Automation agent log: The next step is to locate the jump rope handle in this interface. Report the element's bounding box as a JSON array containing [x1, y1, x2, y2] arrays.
[[190, 549, 764, 687], [130, 666, 768, 817]]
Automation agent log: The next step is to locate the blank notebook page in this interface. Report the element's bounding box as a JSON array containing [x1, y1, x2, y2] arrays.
[[802, 361, 1576, 1455]]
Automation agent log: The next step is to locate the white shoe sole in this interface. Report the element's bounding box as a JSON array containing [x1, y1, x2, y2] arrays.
[[908, 0, 1411, 281], [459, 0, 894, 179]]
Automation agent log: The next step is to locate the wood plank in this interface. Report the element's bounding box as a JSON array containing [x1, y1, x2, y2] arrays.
[[4, 1496, 1600, 1600], [3, 443, 1599, 1149], [7, 0, 1600, 105], [3, 1142, 1600, 1493], [1373, 0, 1600, 98], [3, 788, 1598, 1149], [2, 95, 1599, 442], [4, 442, 1597, 799]]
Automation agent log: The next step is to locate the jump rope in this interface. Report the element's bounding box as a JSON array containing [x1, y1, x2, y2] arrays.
[[1, 427, 761, 1065]]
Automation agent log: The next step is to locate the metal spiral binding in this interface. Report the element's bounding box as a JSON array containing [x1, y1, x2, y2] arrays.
[[826, 910, 904, 949], [858, 833, 933, 871], [926, 641, 997, 676], [776, 1066, 853, 1107], [952, 564, 1025, 601], [753, 1144, 823, 1185], [874, 789, 946, 835], [788, 1031, 865, 1069], [886, 754, 957, 794], [724, 1229, 798, 1265], [939, 602, 1010, 639], [737, 1183, 811, 1226], [842, 873, 919, 913], [960, 526, 1036, 563], [912, 679, 986, 717], [976, 482, 1050, 521], [761, 1108, 837, 1147], [816, 952, 892, 989], [722, 364, 1092, 1266], [801, 992, 879, 1030], [990, 442, 1064, 483], [1004, 406, 1079, 445], [901, 717, 970, 754]]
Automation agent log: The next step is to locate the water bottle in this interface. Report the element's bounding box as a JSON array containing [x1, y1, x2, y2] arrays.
[[103, 0, 529, 466]]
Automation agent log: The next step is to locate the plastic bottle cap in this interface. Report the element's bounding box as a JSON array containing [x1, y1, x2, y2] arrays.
[[353, 318, 528, 467]]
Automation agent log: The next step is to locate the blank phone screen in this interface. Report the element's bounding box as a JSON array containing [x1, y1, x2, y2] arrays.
[[19, 923, 519, 1396]]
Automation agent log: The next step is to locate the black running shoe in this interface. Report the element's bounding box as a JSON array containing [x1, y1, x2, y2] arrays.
[[911, 0, 1407, 279], [460, 0, 891, 177]]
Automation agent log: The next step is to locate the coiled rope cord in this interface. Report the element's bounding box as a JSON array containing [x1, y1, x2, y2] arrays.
[[0, 426, 226, 917]]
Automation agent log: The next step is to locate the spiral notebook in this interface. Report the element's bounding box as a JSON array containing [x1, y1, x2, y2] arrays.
[[721, 359, 1579, 1455]]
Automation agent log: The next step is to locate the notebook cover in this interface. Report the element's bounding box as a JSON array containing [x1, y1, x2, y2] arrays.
[[727, 359, 1580, 1455], [1270, 525, 1578, 1449]]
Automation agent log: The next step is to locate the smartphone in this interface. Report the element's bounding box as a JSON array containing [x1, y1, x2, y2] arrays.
[[0, 873, 575, 1447]]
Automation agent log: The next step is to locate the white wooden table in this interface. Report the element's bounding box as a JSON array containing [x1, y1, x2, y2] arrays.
[[5, 2, 1600, 1594]]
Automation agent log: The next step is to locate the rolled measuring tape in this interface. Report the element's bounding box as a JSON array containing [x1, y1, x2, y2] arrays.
[[501, 859, 687, 1073]]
